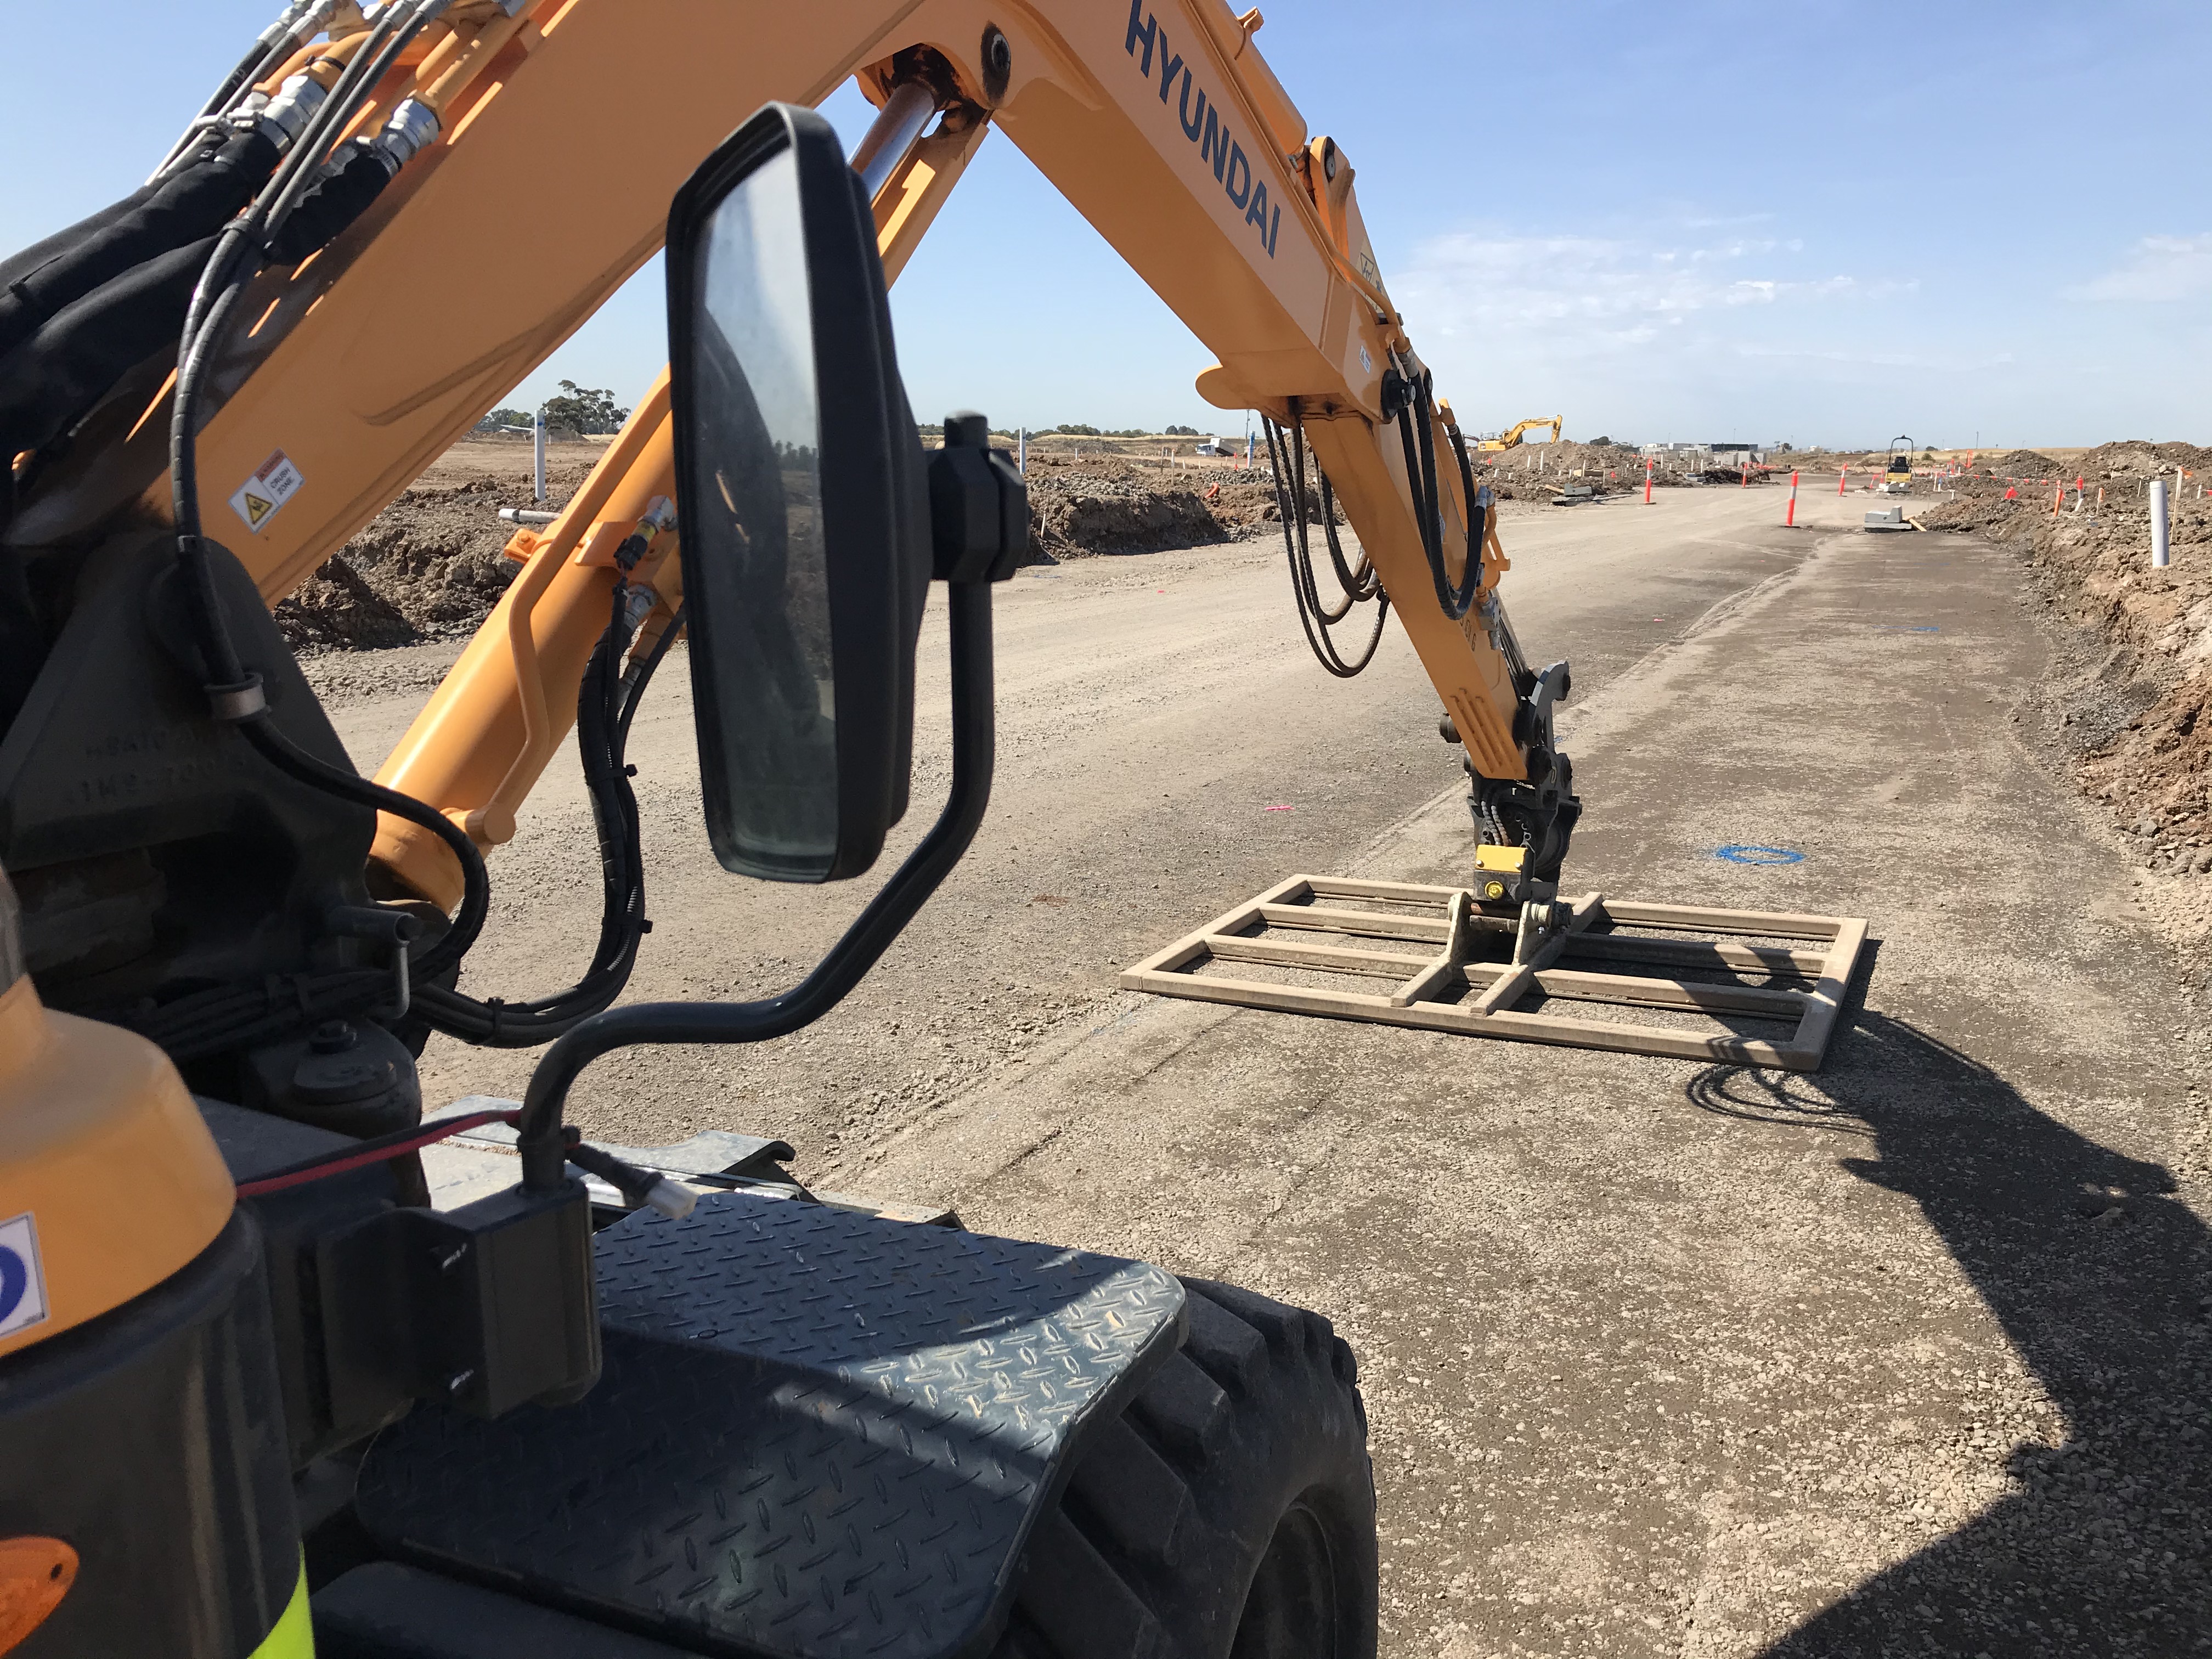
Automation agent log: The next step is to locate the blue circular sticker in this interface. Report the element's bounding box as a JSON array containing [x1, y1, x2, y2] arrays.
[[1717, 844, 1804, 866], [0, 1246, 26, 1325]]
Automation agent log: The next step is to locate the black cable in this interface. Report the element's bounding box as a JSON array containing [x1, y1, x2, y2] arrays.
[[1314, 469, 1378, 608], [160, 0, 494, 988], [1285, 419, 1379, 617], [131, 581, 667, 1062], [170, 0, 426, 603], [239, 720, 488, 981], [1392, 367, 1483, 622], [154, 5, 312, 182], [407, 582, 658, 1046], [616, 602, 685, 752], [1265, 412, 1389, 677]]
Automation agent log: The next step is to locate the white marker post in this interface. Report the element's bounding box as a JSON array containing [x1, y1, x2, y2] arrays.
[[1018, 427, 1026, 476], [2151, 478, 2170, 568], [533, 409, 546, 503]]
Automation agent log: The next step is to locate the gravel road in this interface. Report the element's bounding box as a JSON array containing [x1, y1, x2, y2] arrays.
[[324, 482, 2211, 1657]]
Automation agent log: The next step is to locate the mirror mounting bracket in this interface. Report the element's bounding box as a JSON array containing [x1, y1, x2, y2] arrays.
[[929, 410, 1027, 583], [516, 573, 1005, 1190]]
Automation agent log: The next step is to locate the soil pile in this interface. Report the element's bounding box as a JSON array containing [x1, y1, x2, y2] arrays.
[[1923, 450, 2212, 893], [1474, 438, 1646, 499], [272, 556, 416, 649], [279, 439, 1302, 649], [1017, 452, 1285, 558], [276, 438, 601, 652], [2067, 438, 2212, 481]]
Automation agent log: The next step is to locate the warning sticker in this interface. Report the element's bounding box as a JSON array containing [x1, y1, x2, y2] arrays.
[[0, 1212, 47, 1341], [228, 449, 304, 534]]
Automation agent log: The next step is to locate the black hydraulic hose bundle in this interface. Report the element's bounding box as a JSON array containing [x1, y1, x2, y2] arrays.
[[127, 585, 675, 1065], [0, 4, 425, 499], [1263, 409, 1390, 678], [13, 0, 658, 1073], [0, 131, 284, 467], [1389, 366, 1485, 623], [0, 130, 281, 362], [407, 583, 664, 1047]]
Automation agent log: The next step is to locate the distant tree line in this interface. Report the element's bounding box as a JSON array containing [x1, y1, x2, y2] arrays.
[[473, 381, 631, 437], [913, 421, 1216, 440]]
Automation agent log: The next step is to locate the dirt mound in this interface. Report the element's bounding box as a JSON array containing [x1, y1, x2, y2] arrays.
[[1925, 447, 2212, 889], [2070, 439, 2212, 479], [280, 441, 1290, 647], [1476, 438, 1648, 500], [337, 478, 528, 631], [273, 555, 418, 649], [1987, 449, 2059, 477], [276, 444, 600, 651], [1012, 452, 1289, 560]]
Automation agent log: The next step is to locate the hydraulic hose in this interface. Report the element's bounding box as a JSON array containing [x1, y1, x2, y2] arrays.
[[1265, 411, 1389, 678], [165, 0, 486, 978], [0, 233, 223, 465], [125, 579, 671, 1064], [0, 129, 281, 361], [150, 0, 342, 180], [410, 582, 664, 1046], [1392, 366, 1483, 623]]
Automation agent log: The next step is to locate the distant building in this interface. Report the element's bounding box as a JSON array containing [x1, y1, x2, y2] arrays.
[[1640, 441, 1778, 464]]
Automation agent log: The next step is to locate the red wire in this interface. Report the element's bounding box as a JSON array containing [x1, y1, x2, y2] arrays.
[[234, 1108, 521, 1198]]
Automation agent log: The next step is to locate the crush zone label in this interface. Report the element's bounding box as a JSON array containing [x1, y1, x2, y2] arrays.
[[229, 449, 304, 534]]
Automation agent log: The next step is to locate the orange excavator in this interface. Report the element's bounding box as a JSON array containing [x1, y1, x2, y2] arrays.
[[0, 3, 1588, 1652]]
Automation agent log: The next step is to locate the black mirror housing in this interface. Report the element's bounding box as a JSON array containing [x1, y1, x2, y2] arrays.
[[928, 412, 1029, 583], [665, 103, 930, 884]]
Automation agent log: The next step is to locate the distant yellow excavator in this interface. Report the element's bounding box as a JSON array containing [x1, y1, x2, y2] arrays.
[[1474, 415, 1562, 452]]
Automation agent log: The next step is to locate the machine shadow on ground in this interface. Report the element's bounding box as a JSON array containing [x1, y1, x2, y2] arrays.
[[1683, 1000, 2209, 1656]]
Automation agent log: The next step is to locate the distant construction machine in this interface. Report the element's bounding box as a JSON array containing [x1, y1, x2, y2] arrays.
[[1882, 436, 1915, 493], [1475, 416, 1562, 452]]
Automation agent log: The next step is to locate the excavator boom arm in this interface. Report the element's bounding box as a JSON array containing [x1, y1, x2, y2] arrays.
[[10, 0, 1554, 909]]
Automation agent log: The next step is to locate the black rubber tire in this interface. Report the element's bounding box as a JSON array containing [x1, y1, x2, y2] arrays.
[[992, 1278, 1378, 1659]]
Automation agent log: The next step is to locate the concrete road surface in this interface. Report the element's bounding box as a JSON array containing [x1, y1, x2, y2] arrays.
[[329, 477, 2210, 1657]]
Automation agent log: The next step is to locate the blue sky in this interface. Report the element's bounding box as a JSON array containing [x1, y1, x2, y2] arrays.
[[6, 2, 2205, 449]]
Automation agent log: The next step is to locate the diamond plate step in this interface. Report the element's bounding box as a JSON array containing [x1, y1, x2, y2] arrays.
[[355, 1192, 1187, 1659]]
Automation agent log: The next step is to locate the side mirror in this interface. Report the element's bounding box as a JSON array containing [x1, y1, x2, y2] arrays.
[[665, 103, 929, 883], [511, 107, 1029, 1191]]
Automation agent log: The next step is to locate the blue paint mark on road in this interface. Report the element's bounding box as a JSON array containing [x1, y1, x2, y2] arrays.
[[1872, 625, 1941, 633], [1717, 844, 1805, 866]]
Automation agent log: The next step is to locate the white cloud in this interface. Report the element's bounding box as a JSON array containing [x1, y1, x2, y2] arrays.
[[2068, 234, 2212, 302], [1394, 230, 1881, 348]]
